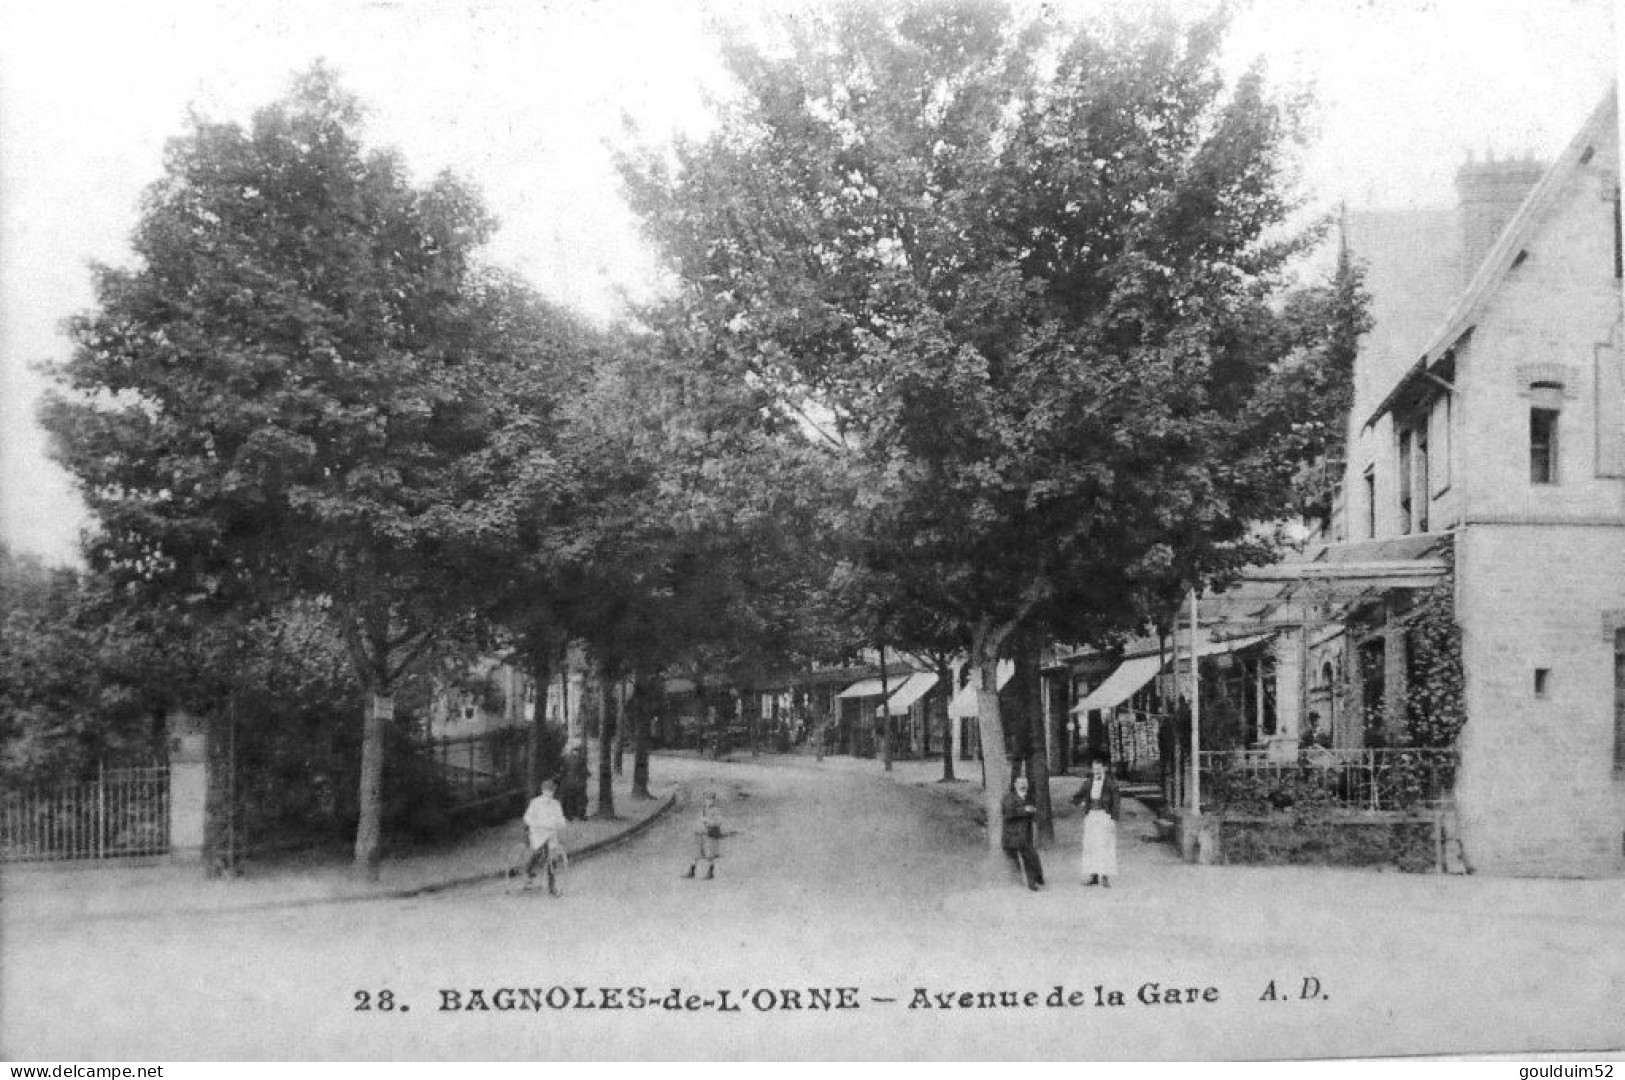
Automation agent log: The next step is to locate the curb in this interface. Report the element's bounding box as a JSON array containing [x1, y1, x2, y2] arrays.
[[398, 789, 680, 899], [9, 790, 680, 923]]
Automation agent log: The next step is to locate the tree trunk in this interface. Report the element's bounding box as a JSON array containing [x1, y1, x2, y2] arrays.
[[744, 681, 759, 757], [527, 647, 555, 797], [877, 641, 893, 772], [612, 680, 626, 776], [1017, 635, 1053, 845], [596, 665, 617, 820], [936, 655, 956, 782], [631, 670, 654, 799], [558, 642, 572, 742], [354, 691, 391, 880], [972, 619, 1013, 856], [1047, 666, 1069, 777]]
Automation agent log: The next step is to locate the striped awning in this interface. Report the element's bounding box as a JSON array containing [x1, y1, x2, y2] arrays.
[[883, 672, 938, 717], [838, 677, 890, 699], [1069, 654, 1165, 715]]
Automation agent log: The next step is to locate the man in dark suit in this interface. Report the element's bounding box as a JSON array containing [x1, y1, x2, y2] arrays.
[[1001, 773, 1045, 890]]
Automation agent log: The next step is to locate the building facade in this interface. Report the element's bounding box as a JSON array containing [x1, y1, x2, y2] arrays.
[[1341, 87, 1625, 875]]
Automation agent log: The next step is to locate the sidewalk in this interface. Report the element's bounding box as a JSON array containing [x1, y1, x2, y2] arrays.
[[1, 766, 683, 924], [866, 752, 1625, 927], [853, 753, 1183, 862]]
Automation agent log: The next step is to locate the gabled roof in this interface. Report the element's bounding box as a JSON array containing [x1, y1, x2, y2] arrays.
[[1366, 83, 1619, 428]]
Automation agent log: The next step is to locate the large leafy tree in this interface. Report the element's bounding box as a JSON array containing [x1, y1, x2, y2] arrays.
[[41, 66, 542, 876], [622, 3, 1349, 854]]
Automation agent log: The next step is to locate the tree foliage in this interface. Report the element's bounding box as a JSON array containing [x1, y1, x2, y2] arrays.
[[40, 64, 557, 873], [621, 1, 1359, 850], [0, 546, 167, 786]]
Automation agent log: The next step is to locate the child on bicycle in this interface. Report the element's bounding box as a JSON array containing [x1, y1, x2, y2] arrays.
[[521, 779, 568, 895]]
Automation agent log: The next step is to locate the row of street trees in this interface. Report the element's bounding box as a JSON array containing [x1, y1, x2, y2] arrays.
[[30, 2, 1364, 875], [37, 64, 850, 877], [619, 2, 1364, 851]]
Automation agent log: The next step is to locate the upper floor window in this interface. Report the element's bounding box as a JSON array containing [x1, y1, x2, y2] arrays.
[[1530, 403, 1560, 484], [1433, 395, 1452, 496], [1415, 426, 1430, 532], [1363, 466, 1376, 540], [1518, 369, 1575, 486], [1397, 429, 1413, 534]]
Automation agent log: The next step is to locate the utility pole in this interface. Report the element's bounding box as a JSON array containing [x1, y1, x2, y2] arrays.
[[1185, 587, 1203, 860]]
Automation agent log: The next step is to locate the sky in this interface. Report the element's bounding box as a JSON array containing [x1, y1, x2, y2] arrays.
[[0, 0, 1617, 564]]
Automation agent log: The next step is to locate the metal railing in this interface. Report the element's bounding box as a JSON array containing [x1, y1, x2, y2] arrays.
[[418, 727, 530, 810], [1197, 747, 1457, 814], [0, 764, 171, 863]]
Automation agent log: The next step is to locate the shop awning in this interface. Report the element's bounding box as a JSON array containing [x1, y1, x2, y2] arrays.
[[883, 672, 938, 716], [948, 661, 1014, 719], [838, 677, 890, 699], [1069, 632, 1276, 715], [1069, 654, 1164, 715]]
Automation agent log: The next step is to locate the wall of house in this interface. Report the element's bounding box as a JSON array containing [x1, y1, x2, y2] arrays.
[[1444, 118, 1625, 875], [1337, 95, 1625, 875], [1344, 350, 1472, 542], [1454, 127, 1624, 526], [1454, 522, 1625, 875]]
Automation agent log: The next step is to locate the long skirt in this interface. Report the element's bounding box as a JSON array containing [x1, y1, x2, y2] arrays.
[[1080, 810, 1117, 877]]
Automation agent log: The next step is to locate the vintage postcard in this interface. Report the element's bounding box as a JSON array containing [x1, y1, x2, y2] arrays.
[[2, 0, 1622, 1063]]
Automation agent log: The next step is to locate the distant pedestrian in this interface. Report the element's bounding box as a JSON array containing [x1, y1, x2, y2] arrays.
[[1000, 773, 1045, 891], [520, 780, 568, 896], [684, 790, 725, 879], [1071, 754, 1120, 887]]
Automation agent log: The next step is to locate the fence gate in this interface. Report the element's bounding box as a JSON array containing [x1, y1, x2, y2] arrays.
[[0, 764, 170, 863]]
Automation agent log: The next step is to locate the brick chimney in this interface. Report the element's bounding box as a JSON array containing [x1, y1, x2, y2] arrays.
[[1455, 151, 1546, 283]]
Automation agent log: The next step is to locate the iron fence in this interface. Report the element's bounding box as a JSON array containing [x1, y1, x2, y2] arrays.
[[0, 764, 170, 862], [1197, 747, 1457, 814], [418, 727, 531, 811]]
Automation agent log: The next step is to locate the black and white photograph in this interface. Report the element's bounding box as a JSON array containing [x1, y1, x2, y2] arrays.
[[1, 0, 1622, 1063]]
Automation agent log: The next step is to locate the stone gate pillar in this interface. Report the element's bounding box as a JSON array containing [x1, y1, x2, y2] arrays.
[[167, 709, 207, 861]]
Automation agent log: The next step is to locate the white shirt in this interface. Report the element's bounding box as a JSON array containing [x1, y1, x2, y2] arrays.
[[524, 794, 566, 847]]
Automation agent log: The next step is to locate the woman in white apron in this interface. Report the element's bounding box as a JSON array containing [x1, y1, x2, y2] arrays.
[[1070, 754, 1121, 887]]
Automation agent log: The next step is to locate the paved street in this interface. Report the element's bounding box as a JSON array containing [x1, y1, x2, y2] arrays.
[[5, 753, 1624, 1060]]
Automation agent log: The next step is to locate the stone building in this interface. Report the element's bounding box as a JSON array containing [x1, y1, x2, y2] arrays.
[[1335, 86, 1625, 875]]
